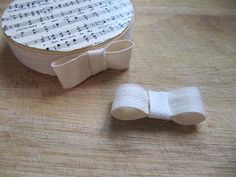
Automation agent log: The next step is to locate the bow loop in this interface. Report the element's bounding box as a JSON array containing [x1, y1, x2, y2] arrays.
[[105, 40, 134, 69], [51, 40, 134, 88], [111, 84, 149, 121]]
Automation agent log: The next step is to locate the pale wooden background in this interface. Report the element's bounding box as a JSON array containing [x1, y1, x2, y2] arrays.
[[0, 0, 236, 177]]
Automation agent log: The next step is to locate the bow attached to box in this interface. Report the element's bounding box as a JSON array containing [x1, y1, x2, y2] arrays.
[[51, 40, 134, 88]]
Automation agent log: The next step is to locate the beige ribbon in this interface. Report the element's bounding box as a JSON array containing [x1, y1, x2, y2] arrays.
[[51, 40, 134, 88], [111, 84, 206, 125]]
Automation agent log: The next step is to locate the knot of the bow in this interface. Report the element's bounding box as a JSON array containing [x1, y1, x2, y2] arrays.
[[111, 84, 206, 126], [51, 40, 134, 88], [87, 48, 106, 75]]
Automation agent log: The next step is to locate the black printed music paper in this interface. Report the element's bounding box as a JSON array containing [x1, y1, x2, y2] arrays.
[[2, 0, 134, 51]]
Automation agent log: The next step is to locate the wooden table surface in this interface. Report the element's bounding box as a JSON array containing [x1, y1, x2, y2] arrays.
[[0, 0, 236, 176]]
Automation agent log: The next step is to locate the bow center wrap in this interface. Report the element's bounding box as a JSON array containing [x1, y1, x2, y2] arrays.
[[111, 84, 206, 125], [51, 40, 134, 88], [87, 48, 106, 75]]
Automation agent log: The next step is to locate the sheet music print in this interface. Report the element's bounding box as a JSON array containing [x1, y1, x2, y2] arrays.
[[2, 0, 133, 51]]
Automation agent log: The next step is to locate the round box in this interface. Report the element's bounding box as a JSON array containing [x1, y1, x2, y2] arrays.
[[2, 0, 134, 75]]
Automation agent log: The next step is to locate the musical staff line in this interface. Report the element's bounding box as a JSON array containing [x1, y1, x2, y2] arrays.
[[7, 0, 56, 10], [48, 20, 130, 50], [11, 2, 130, 39], [3, 0, 112, 30], [3, 0, 94, 22], [25, 11, 132, 46]]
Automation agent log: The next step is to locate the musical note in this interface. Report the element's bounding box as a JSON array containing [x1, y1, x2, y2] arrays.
[[65, 41, 71, 47], [83, 15, 88, 20], [36, 10, 40, 15], [41, 37, 45, 43], [14, 23, 20, 28], [24, 13, 28, 18], [84, 24, 89, 30], [105, 8, 110, 13], [83, 35, 89, 42], [44, 26, 49, 32], [91, 33, 97, 39], [21, 32, 24, 37], [59, 32, 64, 37], [28, 20, 32, 25], [88, 5, 94, 11], [32, 29, 37, 35], [92, 12, 99, 17], [66, 30, 71, 35], [51, 34, 56, 40]]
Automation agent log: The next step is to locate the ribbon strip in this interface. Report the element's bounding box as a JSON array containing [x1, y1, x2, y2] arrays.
[[111, 84, 206, 125], [51, 40, 134, 88]]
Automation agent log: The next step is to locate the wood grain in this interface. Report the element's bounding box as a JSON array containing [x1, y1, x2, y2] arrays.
[[0, 0, 236, 176]]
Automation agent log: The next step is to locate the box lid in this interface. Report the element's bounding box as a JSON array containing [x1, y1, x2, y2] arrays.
[[2, 0, 134, 52]]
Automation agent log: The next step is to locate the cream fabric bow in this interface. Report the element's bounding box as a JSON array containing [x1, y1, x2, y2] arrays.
[[111, 84, 206, 125], [51, 40, 134, 88]]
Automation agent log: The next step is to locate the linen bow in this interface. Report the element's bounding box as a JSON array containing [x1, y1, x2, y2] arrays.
[[111, 84, 206, 125], [52, 40, 134, 88]]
